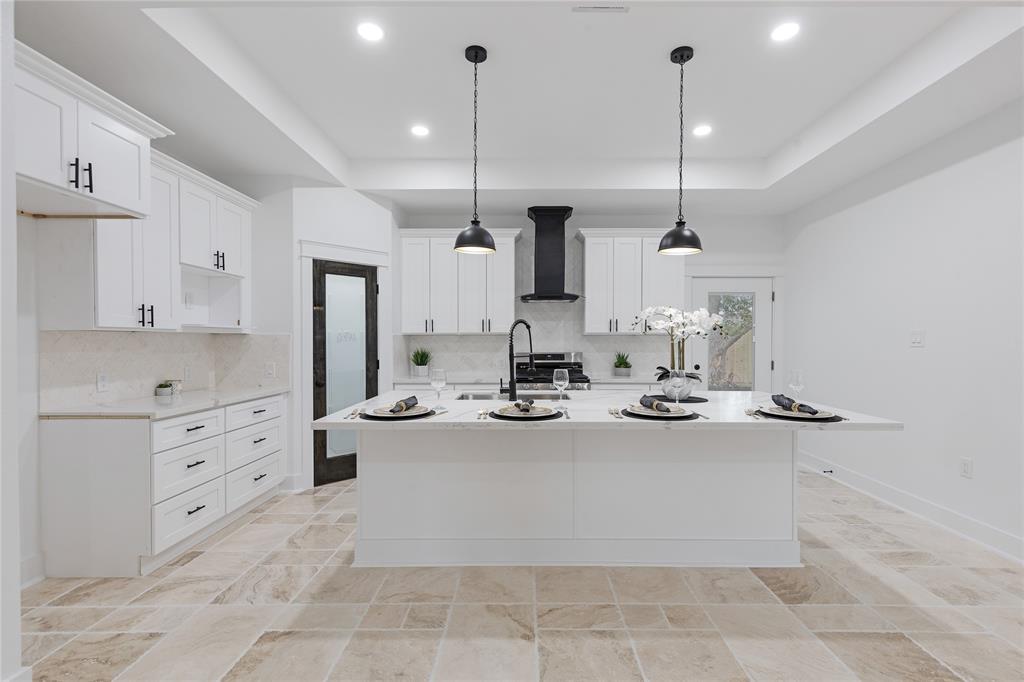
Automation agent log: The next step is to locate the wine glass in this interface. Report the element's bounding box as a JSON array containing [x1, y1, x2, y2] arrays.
[[552, 368, 569, 401], [787, 370, 805, 400], [429, 368, 447, 402]]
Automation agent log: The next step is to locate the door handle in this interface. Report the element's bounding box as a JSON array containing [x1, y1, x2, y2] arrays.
[[219, 252, 225, 270], [69, 158, 80, 189], [138, 305, 145, 327], [431, 319, 434, 332], [253, 473, 268, 482], [424, 319, 428, 333], [608, 319, 612, 332], [488, 319, 491, 332], [214, 251, 221, 269], [481, 319, 484, 333], [252, 409, 267, 415], [186, 460, 206, 469], [185, 425, 205, 433], [148, 305, 154, 327], [83, 162, 93, 193], [186, 504, 206, 516], [253, 437, 267, 445], [615, 319, 619, 332]]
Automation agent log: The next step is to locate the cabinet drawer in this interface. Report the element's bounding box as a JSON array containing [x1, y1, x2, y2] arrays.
[[226, 451, 282, 513], [226, 395, 283, 431], [152, 436, 226, 504], [225, 418, 282, 472], [152, 477, 225, 554], [151, 408, 224, 453]]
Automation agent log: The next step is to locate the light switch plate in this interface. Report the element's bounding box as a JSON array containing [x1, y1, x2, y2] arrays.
[[263, 362, 276, 379], [910, 330, 926, 348], [959, 457, 974, 479], [96, 373, 109, 393]]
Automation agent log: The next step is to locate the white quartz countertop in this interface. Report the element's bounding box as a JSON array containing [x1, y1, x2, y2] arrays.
[[39, 386, 291, 420], [313, 389, 902, 432]]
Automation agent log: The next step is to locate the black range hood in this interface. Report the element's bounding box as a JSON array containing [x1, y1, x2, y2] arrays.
[[521, 206, 579, 302]]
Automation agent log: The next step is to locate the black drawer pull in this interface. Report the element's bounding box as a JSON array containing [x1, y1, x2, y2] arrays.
[[252, 409, 267, 415], [69, 158, 80, 188], [186, 460, 206, 469], [252, 437, 267, 445], [186, 504, 205, 516], [185, 425, 205, 432], [253, 473, 267, 482], [83, 162, 93, 193]]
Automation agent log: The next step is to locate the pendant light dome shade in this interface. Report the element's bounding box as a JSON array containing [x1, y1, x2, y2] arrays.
[[658, 220, 702, 255], [454, 219, 496, 254]]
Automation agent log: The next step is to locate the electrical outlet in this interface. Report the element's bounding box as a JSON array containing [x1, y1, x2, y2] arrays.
[[96, 373, 109, 393], [184, 293, 194, 310], [263, 362, 277, 379], [183, 364, 192, 382], [959, 457, 974, 479], [910, 330, 926, 348]]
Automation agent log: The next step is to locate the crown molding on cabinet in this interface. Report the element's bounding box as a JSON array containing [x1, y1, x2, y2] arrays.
[[15, 41, 173, 140], [398, 228, 521, 240], [151, 150, 259, 210]]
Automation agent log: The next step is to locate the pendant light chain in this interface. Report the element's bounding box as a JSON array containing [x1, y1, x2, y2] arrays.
[[677, 61, 685, 223], [472, 61, 479, 222]]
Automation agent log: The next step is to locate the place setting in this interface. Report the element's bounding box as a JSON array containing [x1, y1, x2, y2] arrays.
[[746, 393, 847, 423], [354, 395, 447, 421], [487, 399, 565, 422], [614, 394, 703, 421]]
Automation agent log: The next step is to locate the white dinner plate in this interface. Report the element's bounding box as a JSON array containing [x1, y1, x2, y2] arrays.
[[759, 405, 835, 420], [625, 403, 693, 418], [371, 404, 431, 418], [494, 404, 556, 418]]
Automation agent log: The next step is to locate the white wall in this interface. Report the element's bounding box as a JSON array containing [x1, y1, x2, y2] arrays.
[[17, 219, 40, 587], [785, 137, 1023, 558]]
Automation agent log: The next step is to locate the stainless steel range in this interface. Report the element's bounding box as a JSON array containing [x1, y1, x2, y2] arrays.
[[510, 351, 590, 392]]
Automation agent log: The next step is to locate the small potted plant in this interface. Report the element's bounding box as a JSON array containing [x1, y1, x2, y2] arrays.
[[154, 381, 174, 398], [410, 348, 431, 378], [613, 352, 632, 377]]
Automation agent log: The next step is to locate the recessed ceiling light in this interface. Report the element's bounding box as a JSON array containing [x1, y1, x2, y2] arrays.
[[692, 124, 712, 137], [357, 22, 384, 42], [771, 22, 800, 42], [410, 125, 430, 137]]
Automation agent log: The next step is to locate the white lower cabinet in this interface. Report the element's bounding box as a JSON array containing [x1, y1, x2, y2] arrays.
[[226, 418, 283, 471], [226, 451, 283, 513], [152, 436, 226, 503], [152, 477, 226, 555]]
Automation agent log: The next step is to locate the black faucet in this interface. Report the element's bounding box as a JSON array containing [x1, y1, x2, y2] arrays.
[[507, 319, 534, 402]]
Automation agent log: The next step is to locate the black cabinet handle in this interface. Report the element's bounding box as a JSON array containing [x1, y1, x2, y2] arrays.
[[481, 319, 484, 332], [253, 473, 267, 482], [252, 409, 266, 415], [431, 319, 434, 332], [185, 425, 205, 432], [186, 504, 205, 516], [69, 158, 80, 188], [138, 304, 146, 327], [252, 437, 267, 445], [83, 162, 93, 193], [214, 251, 221, 269], [488, 319, 491, 332], [186, 460, 206, 469], [615, 319, 619, 332], [608, 319, 612, 332], [424, 319, 427, 333], [148, 305, 154, 327], [219, 252, 225, 270]]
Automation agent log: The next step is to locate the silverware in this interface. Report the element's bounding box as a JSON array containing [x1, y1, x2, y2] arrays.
[[744, 408, 762, 420], [477, 409, 487, 420], [608, 407, 623, 419], [345, 408, 357, 419], [561, 407, 571, 420], [692, 411, 709, 420]]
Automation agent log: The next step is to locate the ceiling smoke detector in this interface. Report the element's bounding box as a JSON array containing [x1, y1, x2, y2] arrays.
[[572, 6, 630, 13]]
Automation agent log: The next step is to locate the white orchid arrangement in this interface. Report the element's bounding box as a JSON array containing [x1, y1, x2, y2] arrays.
[[633, 306, 724, 340]]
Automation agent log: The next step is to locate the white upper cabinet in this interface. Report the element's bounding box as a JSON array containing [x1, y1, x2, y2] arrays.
[[76, 103, 151, 215], [142, 168, 181, 330], [579, 230, 686, 335], [400, 238, 431, 334], [14, 68, 76, 190], [179, 180, 218, 271], [215, 198, 247, 277], [428, 239, 459, 334], [458, 252, 488, 333], [94, 219, 143, 329], [486, 236, 517, 333]]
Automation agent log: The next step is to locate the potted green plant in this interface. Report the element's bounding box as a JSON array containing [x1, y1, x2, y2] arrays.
[[410, 348, 431, 377], [613, 352, 632, 377], [154, 381, 174, 397]]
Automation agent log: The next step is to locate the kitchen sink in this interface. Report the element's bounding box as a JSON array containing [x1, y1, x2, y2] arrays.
[[455, 392, 571, 401]]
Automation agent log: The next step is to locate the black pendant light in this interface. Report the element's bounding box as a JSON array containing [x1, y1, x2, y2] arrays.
[[659, 46, 703, 256], [454, 45, 496, 254]]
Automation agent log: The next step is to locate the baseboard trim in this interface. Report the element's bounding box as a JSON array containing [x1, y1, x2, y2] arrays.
[[20, 552, 44, 588], [4, 666, 32, 682], [799, 449, 1023, 561]]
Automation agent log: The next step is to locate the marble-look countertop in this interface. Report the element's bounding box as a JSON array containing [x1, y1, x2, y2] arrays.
[[394, 374, 657, 386], [39, 386, 291, 420], [313, 389, 902, 432]]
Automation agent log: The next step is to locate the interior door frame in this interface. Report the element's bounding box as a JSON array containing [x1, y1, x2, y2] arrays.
[[313, 259, 378, 485]]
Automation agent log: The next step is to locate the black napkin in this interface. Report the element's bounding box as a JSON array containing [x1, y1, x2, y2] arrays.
[[389, 396, 418, 413], [771, 394, 818, 415], [514, 399, 535, 413], [654, 366, 703, 382], [639, 394, 671, 413]]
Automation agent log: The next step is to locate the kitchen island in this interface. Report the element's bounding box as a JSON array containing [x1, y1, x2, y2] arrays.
[[313, 390, 901, 567]]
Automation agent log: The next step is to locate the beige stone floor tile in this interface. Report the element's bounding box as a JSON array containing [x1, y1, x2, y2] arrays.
[[608, 567, 695, 603], [295, 566, 390, 604], [167, 550, 264, 578], [537, 629, 642, 681], [884, 523, 984, 554], [270, 604, 368, 630], [147, 550, 202, 578], [620, 604, 670, 629], [966, 567, 1024, 599], [704, 604, 856, 680], [209, 522, 296, 552], [32, 632, 162, 682], [328, 630, 441, 681], [191, 513, 259, 550], [21, 633, 73, 667], [329, 548, 355, 566], [214, 564, 321, 604], [249, 496, 287, 513], [537, 603, 622, 629], [336, 512, 358, 523], [286, 523, 355, 550], [752, 566, 859, 604], [661, 604, 714, 630], [631, 629, 748, 681], [48, 577, 161, 606], [118, 604, 281, 681], [359, 604, 409, 628], [870, 549, 949, 567], [21, 578, 86, 608], [803, 549, 947, 606], [817, 631, 960, 681], [267, 494, 331, 514], [404, 604, 450, 629], [223, 629, 352, 681], [373, 567, 460, 603], [22, 606, 114, 633], [897, 566, 1020, 606], [129, 574, 237, 605], [958, 607, 1024, 649], [321, 492, 358, 512], [910, 632, 1024, 681], [434, 604, 536, 680], [252, 513, 313, 525], [536, 567, 614, 603], [455, 566, 534, 603], [797, 525, 832, 549], [311, 511, 346, 523], [939, 551, 1024, 571], [88, 605, 197, 632], [832, 513, 873, 524], [872, 605, 988, 633], [821, 523, 914, 550], [683, 569, 780, 604], [261, 549, 334, 565], [788, 604, 896, 632]]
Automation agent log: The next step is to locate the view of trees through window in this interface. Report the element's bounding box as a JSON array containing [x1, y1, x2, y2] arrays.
[[708, 292, 755, 390]]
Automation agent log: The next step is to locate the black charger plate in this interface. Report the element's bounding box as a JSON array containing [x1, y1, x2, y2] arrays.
[[360, 409, 437, 421], [755, 409, 844, 423], [648, 395, 708, 404], [619, 409, 700, 421], [487, 410, 564, 422]]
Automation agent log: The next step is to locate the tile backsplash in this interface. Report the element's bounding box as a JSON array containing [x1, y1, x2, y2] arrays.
[[39, 331, 290, 409]]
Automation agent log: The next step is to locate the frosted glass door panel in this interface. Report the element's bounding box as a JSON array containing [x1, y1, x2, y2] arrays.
[[326, 274, 365, 457], [689, 277, 773, 392]]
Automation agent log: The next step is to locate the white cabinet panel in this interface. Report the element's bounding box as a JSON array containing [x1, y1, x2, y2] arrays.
[[226, 418, 283, 472], [151, 408, 225, 454], [225, 451, 283, 513], [215, 197, 246, 276], [428, 238, 459, 333], [642, 237, 685, 313], [14, 69, 76, 189], [141, 168, 180, 329], [76, 102, 150, 215], [612, 237, 643, 334], [151, 436, 225, 504], [225, 394, 283, 431], [152, 477, 225, 554], [487, 237, 517, 333], [584, 237, 614, 334], [457, 253, 488, 333], [179, 179, 217, 271], [94, 220, 142, 328], [400, 238, 431, 334]]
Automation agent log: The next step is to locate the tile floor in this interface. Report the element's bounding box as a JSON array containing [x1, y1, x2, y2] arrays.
[[21, 472, 1024, 681]]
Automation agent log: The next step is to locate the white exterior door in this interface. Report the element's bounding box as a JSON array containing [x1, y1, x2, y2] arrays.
[[215, 197, 246, 276], [486, 236, 517, 333], [179, 179, 217, 271], [141, 168, 180, 330], [76, 102, 150, 215], [611, 237, 643, 334], [14, 69, 77, 190], [457, 253, 488, 333], [689, 277, 774, 392], [428, 238, 459, 333], [583, 237, 614, 334], [400, 238, 431, 334], [94, 219, 142, 328]]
